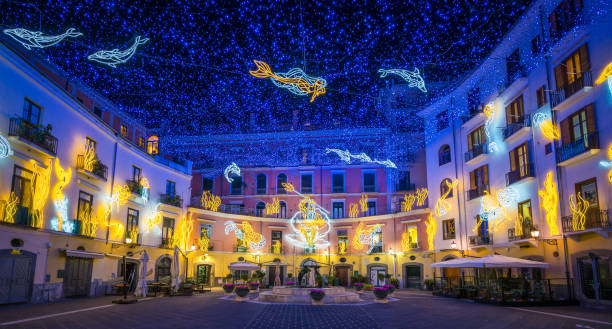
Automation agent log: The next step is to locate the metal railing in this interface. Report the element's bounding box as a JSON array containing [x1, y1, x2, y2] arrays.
[[508, 226, 535, 242], [467, 184, 489, 200], [503, 114, 531, 139], [506, 163, 535, 186], [556, 132, 599, 163], [462, 104, 483, 123], [126, 179, 143, 194], [561, 209, 610, 233], [469, 234, 493, 246], [8, 118, 58, 155], [464, 144, 488, 162], [76, 154, 108, 180], [396, 183, 416, 192], [160, 194, 182, 207], [256, 187, 267, 195], [550, 70, 592, 108]]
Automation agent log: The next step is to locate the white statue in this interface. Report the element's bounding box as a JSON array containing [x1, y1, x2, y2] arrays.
[[308, 267, 316, 287]]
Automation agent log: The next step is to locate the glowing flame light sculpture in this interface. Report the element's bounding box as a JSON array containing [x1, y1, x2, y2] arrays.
[[352, 222, 383, 254], [225, 220, 266, 250], [569, 193, 589, 232], [282, 183, 332, 250], [538, 172, 560, 236]]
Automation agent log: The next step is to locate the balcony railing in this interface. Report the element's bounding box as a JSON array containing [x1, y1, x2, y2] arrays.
[[505, 163, 535, 186], [301, 187, 313, 194], [233, 245, 248, 253], [467, 184, 489, 201], [561, 209, 611, 233], [76, 154, 108, 180], [469, 234, 492, 246], [508, 226, 535, 242], [550, 71, 592, 108], [464, 144, 488, 162], [126, 179, 143, 194], [369, 245, 384, 254], [556, 132, 599, 164], [503, 114, 531, 139], [505, 64, 526, 88], [160, 194, 182, 207], [161, 237, 174, 248], [396, 183, 416, 192], [403, 242, 420, 250], [461, 104, 483, 123], [8, 118, 58, 155], [270, 244, 283, 254], [363, 185, 375, 193], [332, 186, 344, 193]]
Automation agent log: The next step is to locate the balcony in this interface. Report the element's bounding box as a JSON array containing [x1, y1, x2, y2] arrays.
[[464, 144, 488, 165], [270, 244, 283, 254], [160, 194, 182, 208], [467, 184, 488, 201], [76, 154, 108, 181], [403, 242, 420, 250], [505, 64, 527, 90], [561, 209, 611, 238], [469, 234, 493, 248], [160, 237, 174, 249], [461, 105, 485, 128], [126, 179, 143, 195], [301, 187, 313, 194], [505, 163, 535, 186], [550, 71, 592, 109], [233, 245, 248, 253], [556, 132, 600, 166], [369, 245, 384, 254], [503, 115, 531, 142], [332, 186, 345, 194], [8, 118, 58, 156], [508, 225, 537, 247]]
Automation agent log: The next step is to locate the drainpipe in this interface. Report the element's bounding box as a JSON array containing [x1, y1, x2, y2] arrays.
[[105, 142, 118, 245]]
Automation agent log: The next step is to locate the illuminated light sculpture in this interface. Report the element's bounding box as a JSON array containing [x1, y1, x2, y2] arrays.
[[415, 188, 428, 207], [249, 60, 327, 103], [285, 194, 332, 250], [265, 197, 280, 215], [79, 203, 97, 238], [595, 62, 612, 94], [282, 182, 295, 193], [200, 234, 210, 252], [173, 215, 194, 251], [496, 187, 520, 208], [359, 194, 368, 213], [0, 132, 13, 159], [272, 240, 281, 254], [569, 193, 589, 232], [401, 229, 418, 252], [140, 177, 150, 203], [144, 202, 163, 234], [352, 222, 383, 254], [3, 27, 82, 50], [483, 103, 499, 153], [348, 203, 360, 218], [223, 162, 240, 183], [29, 161, 50, 229], [82, 144, 96, 172], [201, 191, 221, 211], [51, 158, 72, 232], [2, 192, 18, 224], [532, 112, 560, 140], [538, 172, 560, 236], [599, 144, 612, 185], [225, 221, 266, 250], [400, 193, 416, 212], [107, 221, 125, 240], [433, 180, 457, 217], [378, 68, 427, 93], [478, 190, 510, 233], [87, 36, 149, 68], [325, 148, 397, 168], [425, 214, 436, 251], [338, 240, 347, 254]]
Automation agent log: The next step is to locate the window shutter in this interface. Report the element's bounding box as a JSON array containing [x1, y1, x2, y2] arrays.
[[553, 64, 565, 90], [518, 95, 524, 117], [578, 43, 590, 72], [509, 148, 517, 172], [560, 117, 571, 145], [585, 104, 596, 134], [483, 165, 489, 186], [470, 171, 476, 189], [505, 104, 512, 125]]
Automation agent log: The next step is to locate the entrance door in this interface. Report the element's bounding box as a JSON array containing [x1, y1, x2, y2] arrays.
[[118, 260, 139, 292], [335, 266, 350, 286], [196, 265, 212, 285], [0, 250, 35, 304], [63, 257, 93, 297], [370, 267, 386, 286], [405, 265, 421, 289]]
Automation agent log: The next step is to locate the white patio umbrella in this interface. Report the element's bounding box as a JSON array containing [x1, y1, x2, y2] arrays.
[[430, 257, 479, 268], [172, 246, 180, 292], [430, 255, 549, 268], [135, 250, 149, 297]]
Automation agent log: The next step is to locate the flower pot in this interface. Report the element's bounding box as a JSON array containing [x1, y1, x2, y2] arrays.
[[223, 284, 235, 293], [354, 283, 364, 292], [383, 284, 395, 294], [373, 288, 389, 301], [235, 286, 250, 300], [310, 289, 325, 305]]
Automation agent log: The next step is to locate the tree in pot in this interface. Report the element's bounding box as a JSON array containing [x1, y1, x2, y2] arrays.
[[383, 284, 396, 294], [373, 287, 389, 303], [389, 277, 399, 289], [225, 274, 233, 283], [235, 285, 250, 300], [223, 283, 235, 293], [240, 273, 249, 283], [424, 279, 434, 291], [310, 289, 325, 305]]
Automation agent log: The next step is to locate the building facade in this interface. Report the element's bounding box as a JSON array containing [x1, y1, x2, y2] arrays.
[[418, 0, 612, 303]]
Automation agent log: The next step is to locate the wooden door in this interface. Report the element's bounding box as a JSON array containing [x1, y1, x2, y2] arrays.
[[63, 257, 93, 297], [335, 266, 349, 286], [0, 250, 35, 304], [405, 265, 422, 288]]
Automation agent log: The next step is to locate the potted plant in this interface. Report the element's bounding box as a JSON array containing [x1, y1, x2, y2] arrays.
[[310, 288, 325, 305], [424, 279, 434, 291], [223, 283, 235, 294], [240, 273, 249, 283], [374, 287, 389, 303], [364, 283, 374, 291], [383, 284, 396, 295], [248, 281, 260, 291], [353, 282, 364, 292], [181, 279, 195, 296], [389, 277, 399, 289], [328, 275, 335, 287], [235, 285, 250, 301], [225, 273, 233, 283]]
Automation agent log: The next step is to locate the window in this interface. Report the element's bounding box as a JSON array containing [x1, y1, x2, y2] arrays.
[[439, 144, 451, 166], [126, 208, 139, 241], [397, 171, 412, 191], [436, 111, 450, 131], [230, 176, 242, 195], [120, 124, 128, 138], [200, 223, 212, 239], [162, 217, 175, 246], [536, 85, 547, 108], [301, 173, 313, 194], [549, 0, 583, 40], [138, 136, 145, 148], [575, 178, 599, 228], [371, 229, 383, 253], [93, 107, 102, 118], [506, 48, 521, 81], [553, 44, 590, 91], [545, 143, 553, 154], [560, 104, 595, 147], [509, 142, 530, 181], [363, 171, 375, 192], [11, 166, 32, 226], [577, 254, 612, 300], [147, 136, 159, 155], [256, 202, 266, 217], [332, 201, 344, 219], [332, 173, 344, 193], [156, 256, 172, 283], [517, 200, 533, 234], [271, 230, 282, 253], [531, 35, 541, 55], [86, 137, 97, 151], [405, 226, 418, 248], [442, 219, 455, 240], [202, 177, 213, 193], [22, 98, 42, 126], [76, 191, 93, 234], [132, 166, 141, 182], [337, 230, 348, 254], [366, 201, 376, 216], [467, 125, 486, 151], [476, 214, 490, 237], [505, 95, 525, 125], [276, 173, 287, 194], [166, 180, 176, 197], [278, 201, 287, 218], [468, 165, 489, 199], [256, 174, 267, 194], [440, 178, 453, 198]]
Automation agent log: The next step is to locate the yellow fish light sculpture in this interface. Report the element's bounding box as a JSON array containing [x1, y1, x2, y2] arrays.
[[249, 60, 327, 102]]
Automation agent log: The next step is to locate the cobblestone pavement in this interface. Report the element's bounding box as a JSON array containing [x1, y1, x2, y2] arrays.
[[1, 290, 611, 329]]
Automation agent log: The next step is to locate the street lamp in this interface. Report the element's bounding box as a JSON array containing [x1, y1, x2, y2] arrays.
[[450, 241, 457, 249], [530, 229, 540, 239]]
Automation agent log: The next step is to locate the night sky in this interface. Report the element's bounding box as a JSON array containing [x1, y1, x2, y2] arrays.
[[1, 0, 532, 136]]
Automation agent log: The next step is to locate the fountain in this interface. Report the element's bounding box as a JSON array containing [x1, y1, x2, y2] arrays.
[[258, 286, 360, 304]]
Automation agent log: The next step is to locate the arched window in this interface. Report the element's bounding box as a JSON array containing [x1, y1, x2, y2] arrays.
[[278, 201, 287, 218], [439, 144, 451, 166], [256, 174, 267, 195], [440, 178, 454, 198], [256, 202, 266, 217], [277, 173, 287, 194], [156, 256, 172, 283]]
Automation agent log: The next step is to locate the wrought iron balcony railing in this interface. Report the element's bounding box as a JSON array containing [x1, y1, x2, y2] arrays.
[[561, 209, 610, 233], [469, 234, 493, 246], [506, 163, 535, 186], [503, 114, 531, 139], [467, 184, 489, 201], [550, 70, 592, 108], [8, 118, 58, 155], [556, 132, 599, 163], [464, 144, 488, 162], [76, 154, 108, 180]]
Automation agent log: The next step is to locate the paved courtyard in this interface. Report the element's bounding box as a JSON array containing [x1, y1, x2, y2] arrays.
[[1, 291, 611, 329]]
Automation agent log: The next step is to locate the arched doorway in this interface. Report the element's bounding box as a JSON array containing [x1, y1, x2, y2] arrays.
[[367, 263, 388, 286], [155, 255, 172, 283], [402, 262, 423, 289]]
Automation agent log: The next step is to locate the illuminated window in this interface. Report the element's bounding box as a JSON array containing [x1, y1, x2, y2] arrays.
[[86, 137, 97, 151], [553, 43, 589, 91], [405, 226, 418, 248], [371, 230, 383, 253], [505, 94, 524, 125], [120, 124, 127, 137], [337, 230, 348, 254], [161, 217, 175, 246], [440, 178, 453, 198], [126, 208, 139, 236], [276, 173, 287, 194], [467, 125, 486, 151], [200, 223, 212, 239], [442, 219, 455, 240], [468, 165, 489, 200], [138, 136, 145, 148], [509, 142, 530, 181], [256, 174, 267, 194], [439, 145, 451, 166], [271, 230, 282, 253], [76, 191, 93, 234], [147, 136, 159, 155]]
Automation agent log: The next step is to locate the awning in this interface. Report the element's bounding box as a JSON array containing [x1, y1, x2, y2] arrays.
[[228, 262, 260, 271], [431, 255, 549, 269], [63, 249, 104, 259]]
